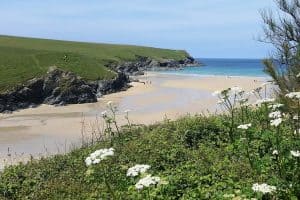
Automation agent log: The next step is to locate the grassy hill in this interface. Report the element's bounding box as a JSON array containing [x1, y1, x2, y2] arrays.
[[0, 35, 189, 92]]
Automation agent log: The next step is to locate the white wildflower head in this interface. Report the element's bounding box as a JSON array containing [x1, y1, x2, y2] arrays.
[[231, 86, 243, 93], [212, 90, 222, 97], [293, 115, 299, 120], [291, 150, 300, 157], [261, 82, 271, 87], [252, 183, 276, 194], [101, 110, 108, 117], [285, 92, 300, 100], [85, 148, 115, 166], [127, 164, 151, 177], [270, 118, 282, 127], [297, 73, 300, 78], [135, 174, 161, 190], [268, 103, 284, 110], [124, 109, 131, 113], [255, 98, 275, 106], [272, 150, 278, 156], [269, 111, 282, 119], [237, 123, 252, 130], [107, 101, 113, 106]]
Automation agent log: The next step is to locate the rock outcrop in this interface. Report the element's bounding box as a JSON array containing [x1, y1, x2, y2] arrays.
[[114, 56, 199, 76], [0, 55, 197, 113], [0, 68, 130, 113]]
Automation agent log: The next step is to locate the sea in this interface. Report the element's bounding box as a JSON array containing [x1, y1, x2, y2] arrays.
[[161, 58, 268, 77]]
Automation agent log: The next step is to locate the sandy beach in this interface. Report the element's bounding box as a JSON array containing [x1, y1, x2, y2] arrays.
[[0, 72, 268, 169]]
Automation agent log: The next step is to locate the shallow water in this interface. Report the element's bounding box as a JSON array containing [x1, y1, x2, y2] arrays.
[[162, 58, 268, 77]]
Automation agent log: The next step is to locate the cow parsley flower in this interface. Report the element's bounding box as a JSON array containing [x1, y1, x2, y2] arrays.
[[107, 101, 113, 106], [237, 123, 252, 130], [135, 175, 161, 190], [291, 150, 300, 157], [252, 183, 276, 194], [212, 90, 222, 97], [85, 148, 115, 166], [270, 118, 282, 127], [127, 164, 151, 177], [255, 98, 275, 106], [101, 110, 108, 117], [231, 86, 243, 92], [272, 150, 278, 155], [269, 111, 282, 119], [124, 109, 131, 113], [285, 92, 300, 99], [268, 104, 284, 110]]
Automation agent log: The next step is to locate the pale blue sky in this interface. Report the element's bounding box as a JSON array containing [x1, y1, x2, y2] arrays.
[[0, 0, 276, 58]]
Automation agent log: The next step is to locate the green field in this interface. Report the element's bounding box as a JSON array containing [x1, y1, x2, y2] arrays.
[[0, 35, 189, 92]]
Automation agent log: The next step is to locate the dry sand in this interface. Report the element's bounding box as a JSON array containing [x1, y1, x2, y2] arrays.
[[0, 72, 268, 169]]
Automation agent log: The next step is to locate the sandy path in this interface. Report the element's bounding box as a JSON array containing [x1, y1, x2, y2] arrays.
[[0, 72, 268, 169]]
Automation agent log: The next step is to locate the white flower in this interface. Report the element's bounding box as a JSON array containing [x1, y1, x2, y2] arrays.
[[231, 86, 243, 93], [294, 129, 300, 135], [285, 92, 300, 99], [297, 73, 300, 78], [269, 111, 282, 119], [237, 123, 252, 130], [272, 150, 278, 155], [261, 82, 271, 87], [135, 175, 160, 190], [107, 101, 113, 106], [212, 90, 222, 97], [252, 183, 276, 194], [270, 118, 282, 127], [85, 157, 92, 166], [124, 109, 131, 113], [291, 150, 300, 157], [85, 148, 115, 166], [255, 98, 275, 106], [127, 164, 151, 177], [268, 104, 284, 110], [293, 115, 299, 120], [101, 110, 108, 117], [217, 99, 225, 104]]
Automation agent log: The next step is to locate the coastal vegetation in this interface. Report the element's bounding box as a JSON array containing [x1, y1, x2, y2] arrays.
[[0, 35, 189, 92], [1, 84, 300, 199]]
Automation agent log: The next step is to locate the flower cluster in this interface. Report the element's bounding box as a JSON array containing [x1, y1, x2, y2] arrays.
[[291, 150, 300, 157], [135, 175, 161, 190], [269, 111, 282, 119], [252, 183, 276, 194], [127, 164, 151, 177], [268, 110, 283, 127], [85, 148, 115, 166], [255, 98, 275, 106], [268, 103, 284, 111], [237, 123, 252, 130], [285, 92, 300, 99]]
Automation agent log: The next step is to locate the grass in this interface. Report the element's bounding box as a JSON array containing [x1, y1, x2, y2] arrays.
[[0, 35, 189, 92], [0, 104, 299, 199]]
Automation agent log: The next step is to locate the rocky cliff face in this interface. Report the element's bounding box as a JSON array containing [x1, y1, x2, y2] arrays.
[[0, 55, 197, 113], [0, 69, 130, 113], [114, 56, 199, 76]]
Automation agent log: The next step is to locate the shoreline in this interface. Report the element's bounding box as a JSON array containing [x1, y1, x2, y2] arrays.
[[0, 72, 269, 169]]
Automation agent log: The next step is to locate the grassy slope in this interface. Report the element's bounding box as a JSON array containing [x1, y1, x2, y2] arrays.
[[1, 112, 292, 200], [0, 35, 189, 92]]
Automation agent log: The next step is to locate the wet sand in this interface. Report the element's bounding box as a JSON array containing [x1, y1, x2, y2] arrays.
[[0, 72, 268, 169]]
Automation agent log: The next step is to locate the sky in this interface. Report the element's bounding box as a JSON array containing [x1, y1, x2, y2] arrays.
[[0, 0, 276, 58]]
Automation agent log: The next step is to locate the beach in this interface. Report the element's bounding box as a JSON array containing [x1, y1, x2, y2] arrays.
[[0, 72, 268, 169]]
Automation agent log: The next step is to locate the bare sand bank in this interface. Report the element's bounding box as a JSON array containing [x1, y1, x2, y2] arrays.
[[0, 72, 268, 169]]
